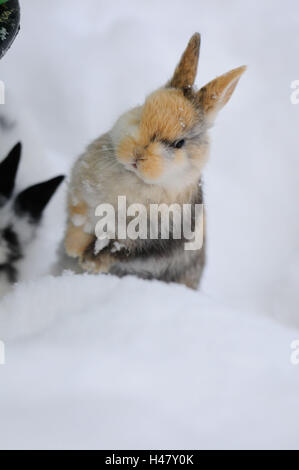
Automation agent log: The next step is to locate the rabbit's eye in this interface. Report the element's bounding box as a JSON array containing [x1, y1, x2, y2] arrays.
[[161, 139, 185, 149], [174, 139, 185, 149]]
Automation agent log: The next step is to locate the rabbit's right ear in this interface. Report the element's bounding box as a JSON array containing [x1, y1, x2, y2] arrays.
[[168, 33, 201, 90], [196, 66, 246, 122], [0, 142, 22, 202]]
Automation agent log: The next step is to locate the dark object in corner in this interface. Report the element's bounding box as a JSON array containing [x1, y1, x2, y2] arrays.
[[0, 0, 20, 60]]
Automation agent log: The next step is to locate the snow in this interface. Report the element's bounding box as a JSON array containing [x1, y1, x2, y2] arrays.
[[71, 213, 87, 227], [0, 273, 298, 450], [0, 0, 299, 450], [94, 237, 110, 255], [111, 241, 126, 253]]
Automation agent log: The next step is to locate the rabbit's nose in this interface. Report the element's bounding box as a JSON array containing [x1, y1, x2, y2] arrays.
[[134, 148, 144, 161]]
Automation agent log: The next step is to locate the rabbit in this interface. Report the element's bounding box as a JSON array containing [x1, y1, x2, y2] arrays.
[[0, 142, 64, 297], [64, 33, 246, 289]]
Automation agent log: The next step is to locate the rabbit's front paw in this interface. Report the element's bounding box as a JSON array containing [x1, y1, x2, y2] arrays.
[[65, 223, 94, 258], [80, 242, 114, 274]]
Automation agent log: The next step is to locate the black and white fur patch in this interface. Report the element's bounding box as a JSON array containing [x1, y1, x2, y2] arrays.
[[0, 142, 64, 296]]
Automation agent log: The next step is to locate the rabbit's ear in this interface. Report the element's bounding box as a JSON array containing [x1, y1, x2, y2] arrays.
[[168, 33, 201, 90], [0, 142, 22, 201], [14, 175, 65, 221], [197, 66, 246, 121]]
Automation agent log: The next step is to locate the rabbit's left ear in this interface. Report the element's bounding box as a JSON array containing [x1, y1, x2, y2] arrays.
[[197, 66, 246, 121], [0, 142, 22, 202], [168, 33, 201, 90]]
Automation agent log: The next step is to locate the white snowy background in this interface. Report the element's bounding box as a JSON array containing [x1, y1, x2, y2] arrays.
[[0, 0, 298, 449]]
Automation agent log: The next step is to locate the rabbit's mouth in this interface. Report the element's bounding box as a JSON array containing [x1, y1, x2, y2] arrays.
[[121, 160, 139, 176], [131, 156, 146, 171]]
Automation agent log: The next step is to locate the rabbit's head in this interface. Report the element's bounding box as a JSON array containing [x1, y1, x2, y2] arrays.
[[112, 33, 246, 188]]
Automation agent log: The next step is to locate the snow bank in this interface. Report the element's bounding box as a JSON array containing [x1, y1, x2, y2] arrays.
[[0, 273, 298, 450]]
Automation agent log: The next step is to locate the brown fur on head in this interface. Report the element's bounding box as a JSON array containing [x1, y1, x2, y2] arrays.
[[113, 33, 246, 188]]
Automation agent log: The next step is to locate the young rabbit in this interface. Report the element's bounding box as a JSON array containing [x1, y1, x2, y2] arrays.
[[0, 142, 64, 297], [65, 33, 246, 289]]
